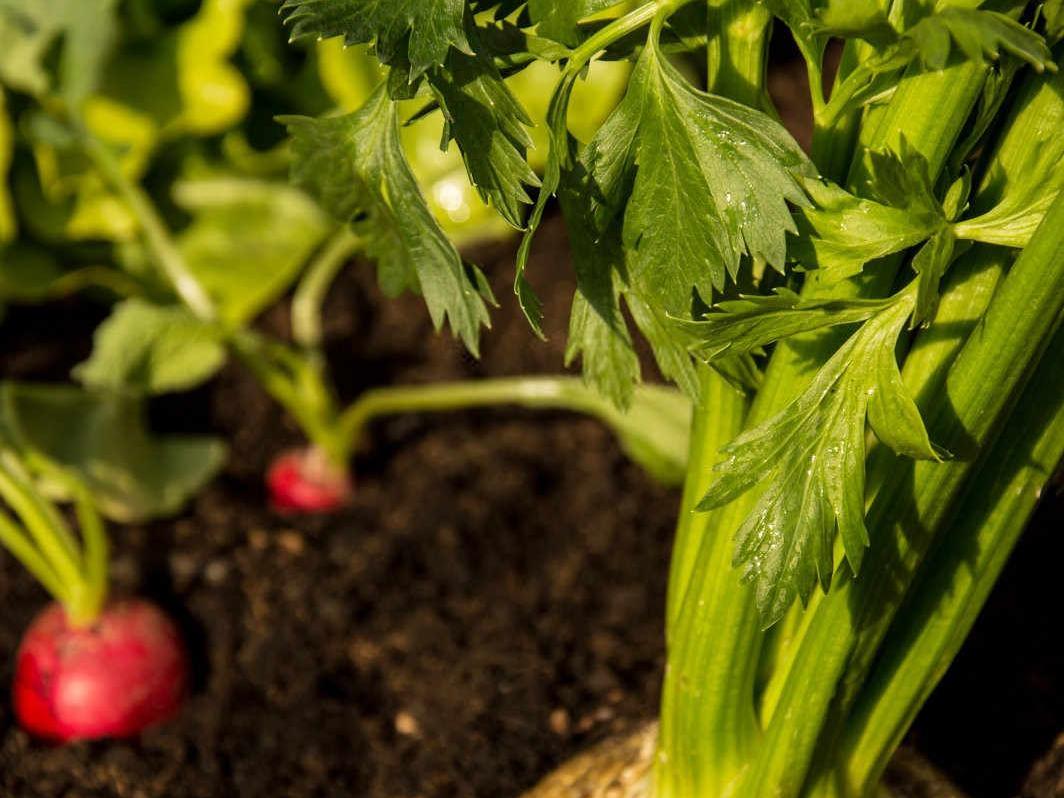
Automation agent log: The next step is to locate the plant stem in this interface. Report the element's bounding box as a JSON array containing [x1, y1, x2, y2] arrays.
[[337, 376, 668, 453], [78, 132, 215, 320], [713, 58, 987, 798], [566, 0, 684, 74], [0, 453, 108, 625], [81, 122, 358, 469], [0, 458, 84, 596], [0, 507, 70, 604], [705, 0, 772, 108], [808, 40, 866, 183], [740, 187, 1064, 798], [655, 8, 770, 796], [665, 367, 747, 632], [229, 330, 349, 466], [292, 228, 362, 349], [829, 321, 1064, 798], [59, 463, 109, 624]]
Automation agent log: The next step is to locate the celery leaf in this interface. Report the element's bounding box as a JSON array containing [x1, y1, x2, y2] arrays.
[[282, 87, 491, 355], [675, 288, 896, 361], [699, 296, 941, 626], [618, 39, 813, 314], [280, 0, 470, 78], [428, 49, 539, 229], [794, 143, 946, 280]]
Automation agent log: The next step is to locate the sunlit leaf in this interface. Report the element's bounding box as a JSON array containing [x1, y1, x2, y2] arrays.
[[173, 177, 332, 326], [74, 299, 228, 396]]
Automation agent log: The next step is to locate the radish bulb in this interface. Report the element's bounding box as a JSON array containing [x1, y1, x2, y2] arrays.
[[266, 446, 353, 513], [13, 600, 187, 741]]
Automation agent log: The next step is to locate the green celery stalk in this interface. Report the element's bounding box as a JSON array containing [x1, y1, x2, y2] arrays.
[[829, 321, 1064, 797], [798, 59, 1064, 794], [738, 187, 1064, 798]]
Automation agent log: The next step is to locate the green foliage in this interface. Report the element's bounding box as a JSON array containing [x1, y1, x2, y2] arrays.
[[528, 0, 622, 45], [954, 67, 1064, 247], [565, 289, 640, 409], [75, 300, 227, 395], [586, 37, 814, 312], [1048, 0, 1064, 42], [173, 178, 332, 327], [676, 288, 896, 361], [283, 87, 493, 355], [0, 0, 117, 104], [698, 295, 941, 624], [904, 8, 1053, 72], [428, 49, 539, 229], [281, 0, 470, 79], [0, 382, 225, 522], [0, 89, 13, 242], [794, 144, 946, 280]]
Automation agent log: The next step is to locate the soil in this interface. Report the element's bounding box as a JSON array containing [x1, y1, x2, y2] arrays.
[[1, 50, 1062, 798]]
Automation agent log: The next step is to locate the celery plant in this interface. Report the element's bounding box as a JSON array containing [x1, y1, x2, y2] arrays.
[[271, 0, 1061, 795]]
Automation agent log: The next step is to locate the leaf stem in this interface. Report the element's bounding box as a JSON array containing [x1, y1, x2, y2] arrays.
[[292, 228, 362, 349], [665, 366, 747, 631], [0, 456, 84, 596], [704, 0, 772, 108], [0, 452, 107, 626], [229, 330, 349, 467], [564, 0, 699, 77], [337, 376, 665, 453], [78, 131, 216, 320], [0, 507, 70, 604]]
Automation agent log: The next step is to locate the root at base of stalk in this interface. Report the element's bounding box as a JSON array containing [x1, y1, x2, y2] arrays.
[[519, 721, 656, 798], [517, 721, 969, 798]]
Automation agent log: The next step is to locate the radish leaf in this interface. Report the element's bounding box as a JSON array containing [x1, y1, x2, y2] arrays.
[[0, 383, 225, 522], [74, 300, 227, 395], [173, 178, 332, 327], [0, 0, 117, 104]]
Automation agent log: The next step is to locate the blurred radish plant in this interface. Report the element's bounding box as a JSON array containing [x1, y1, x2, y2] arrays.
[[0, 436, 188, 741], [268, 0, 1064, 795], [0, 0, 684, 516]]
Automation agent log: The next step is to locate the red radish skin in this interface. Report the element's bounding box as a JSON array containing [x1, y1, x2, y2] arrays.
[[266, 447, 353, 514], [13, 600, 187, 742]]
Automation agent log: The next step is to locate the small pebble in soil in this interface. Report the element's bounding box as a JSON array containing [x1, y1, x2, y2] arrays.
[[549, 708, 571, 736], [394, 711, 422, 738], [203, 559, 229, 585], [277, 531, 306, 555]]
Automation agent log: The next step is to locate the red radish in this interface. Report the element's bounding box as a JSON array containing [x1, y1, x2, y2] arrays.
[[13, 600, 187, 742], [266, 446, 353, 513]]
